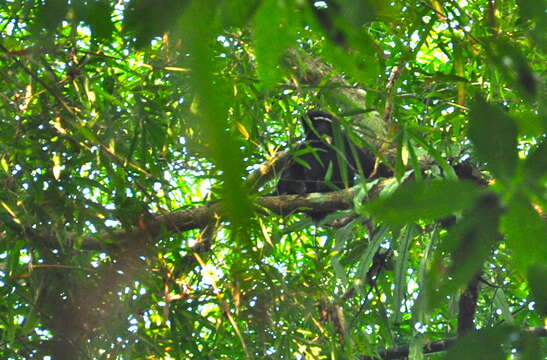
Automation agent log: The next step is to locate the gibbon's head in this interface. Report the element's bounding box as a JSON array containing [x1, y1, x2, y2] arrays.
[[302, 110, 336, 142]]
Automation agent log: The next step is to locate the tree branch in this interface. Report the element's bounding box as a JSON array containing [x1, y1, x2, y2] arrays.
[[38, 178, 392, 251], [42, 156, 487, 251]]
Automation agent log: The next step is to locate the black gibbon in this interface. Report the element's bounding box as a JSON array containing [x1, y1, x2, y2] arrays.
[[276, 110, 391, 220]]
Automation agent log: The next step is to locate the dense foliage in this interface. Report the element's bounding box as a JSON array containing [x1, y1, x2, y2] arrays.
[[0, 1, 545, 359]]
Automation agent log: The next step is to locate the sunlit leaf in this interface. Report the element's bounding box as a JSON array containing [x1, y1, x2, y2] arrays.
[[52, 153, 61, 180]]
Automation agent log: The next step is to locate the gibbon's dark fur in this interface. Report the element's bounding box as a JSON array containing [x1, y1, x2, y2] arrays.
[[277, 111, 391, 220]]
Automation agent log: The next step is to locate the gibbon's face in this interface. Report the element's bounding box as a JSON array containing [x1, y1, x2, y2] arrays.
[[303, 111, 335, 142]]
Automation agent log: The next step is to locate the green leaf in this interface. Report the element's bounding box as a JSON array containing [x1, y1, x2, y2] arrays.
[[35, 0, 68, 33], [366, 180, 481, 225], [523, 140, 547, 183], [413, 228, 438, 324], [253, 0, 296, 88], [407, 129, 455, 179], [219, 0, 260, 27], [446, 326, 511, 360], [447, 325, 543, 360], [469, 97, 518, 183], [356, 225, 388, 293], [492, 40, 538, 100], [493, 289, 515, 325], [334, 217, 355, 253], [528, 264, 547, 317], [517, 0, 546, 24], [145, 118, 167, 150], [427, 193, 504, 308], [123, 0, 187, 48], [501, 194, 547, 273], [83, 0, 115, 42], [332, 219, 357, 284], [517, 0, 547, 48], [393, 224, 417, 322], [336, 0, 379, 27], [181, 0, 252, 228]]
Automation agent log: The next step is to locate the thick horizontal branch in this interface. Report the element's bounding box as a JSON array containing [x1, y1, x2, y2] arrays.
[[145, 188, 357, 234], [60, 180, 392, 251], [258, 188, 356, 215]]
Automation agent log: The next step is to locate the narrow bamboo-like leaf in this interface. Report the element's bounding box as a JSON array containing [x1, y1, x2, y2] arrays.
[[454, 40, 466, 107], [407, 129, 455, 179], [334, 219, 355, 253], [493, 289, 515, 325], [181, 1, 252, 227], [393, 225, 417, 322], [52, 153, 61, 180], [413, 228, 438, 324], [356, 225, 389, 293], [332, 220, 355, 286], [332, 259, 348, 287]]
